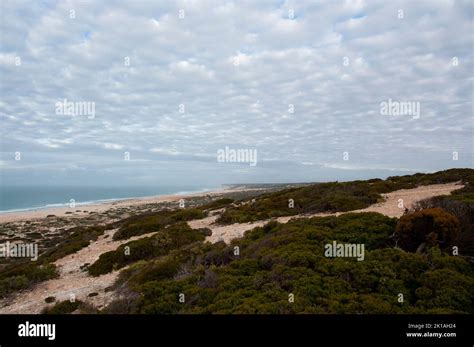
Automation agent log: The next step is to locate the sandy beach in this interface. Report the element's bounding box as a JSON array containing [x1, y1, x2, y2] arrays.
[[0, 187, 246, 223]]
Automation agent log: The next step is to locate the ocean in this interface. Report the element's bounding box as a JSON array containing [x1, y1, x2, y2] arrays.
[[0, 185, 216, 213]]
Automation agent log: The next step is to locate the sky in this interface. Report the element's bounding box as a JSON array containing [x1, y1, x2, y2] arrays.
[[0, 0, 473, 187]]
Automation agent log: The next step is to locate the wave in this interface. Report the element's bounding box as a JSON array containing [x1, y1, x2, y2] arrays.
[[0, 186, 218, 214]]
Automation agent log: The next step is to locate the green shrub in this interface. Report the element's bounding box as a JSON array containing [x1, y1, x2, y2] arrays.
[[42, 300, 82, 314], [0, 275, 28, 297], [413, 195, 474, 256], [170, 208, 206, 222], [128, 258, 182, 285], [40, 225, 108, 263], [89, 222, 205, 276], [113, 208, 207, 240], [395, 208, 460, 252], [0, 263, 57, 298], [201, 198, 235, 210]]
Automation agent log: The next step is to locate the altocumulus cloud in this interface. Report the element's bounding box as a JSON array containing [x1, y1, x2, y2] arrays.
[[0, 0, 472, 186]]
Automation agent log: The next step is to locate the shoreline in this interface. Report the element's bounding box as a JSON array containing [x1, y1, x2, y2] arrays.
[[0, 186, 239, 223], [0, 187, 218, 214]]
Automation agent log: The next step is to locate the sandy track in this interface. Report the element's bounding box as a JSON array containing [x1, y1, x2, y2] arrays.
[[0, 182, 463, 314], [0, 229, 158, 314]]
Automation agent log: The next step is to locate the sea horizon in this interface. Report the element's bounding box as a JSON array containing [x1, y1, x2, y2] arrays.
[[0, 185, 219, 213]]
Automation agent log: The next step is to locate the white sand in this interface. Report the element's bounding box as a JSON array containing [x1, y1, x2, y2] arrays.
[[0, 188, 241, 223]]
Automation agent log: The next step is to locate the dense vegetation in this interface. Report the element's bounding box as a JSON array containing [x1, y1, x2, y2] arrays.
[[112, 208, 207, 240], [0, 262, 57, 298], [88, 222, 207, 276], [413, 195, 474, 256], [394, 208, 460, 252], [200, 198, 235, 210], [105, 212, 473, 314], [42, 300, 87, 314], [217, 168, 473, 224]]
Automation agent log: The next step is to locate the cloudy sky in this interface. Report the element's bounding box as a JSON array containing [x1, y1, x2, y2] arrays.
[[0, 0, 472, 187]]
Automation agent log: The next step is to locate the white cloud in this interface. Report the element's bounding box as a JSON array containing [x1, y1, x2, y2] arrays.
[[0, 0, 472, 185], [150, 148, 182, 156], [102, 143, 124, 150]]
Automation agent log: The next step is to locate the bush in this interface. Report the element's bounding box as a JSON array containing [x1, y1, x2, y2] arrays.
[[395, 208, 460, 252], [128, 258, 182, 285], [89, 223, 205, 276], [0, 275, 29, 297], [170, 208, 206, 222], [40, 225, 108, 263], [42, 300, 82, 314], [201, 198, 235, 210], [113, 209, 207, 240], [112, 211, 173, 240], [0, 263, 57, 298], [413, 195, 474, 256], [102, 295, 139, 314]]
